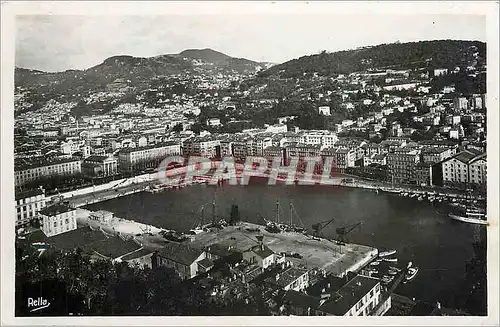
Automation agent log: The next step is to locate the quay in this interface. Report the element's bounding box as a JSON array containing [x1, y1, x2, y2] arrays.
[[75, 205, 378, 277], [190, 222, 378, 277]]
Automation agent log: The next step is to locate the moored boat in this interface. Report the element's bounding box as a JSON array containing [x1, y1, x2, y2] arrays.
[[379, 249, 397, 257], [188, 226, 204, 235], [383, 257, 398, 263], [405, 267, 419, 281], [381, 275, 395, 283]]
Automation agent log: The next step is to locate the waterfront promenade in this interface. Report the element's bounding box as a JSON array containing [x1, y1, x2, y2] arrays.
[[65, 166, 484, 209]]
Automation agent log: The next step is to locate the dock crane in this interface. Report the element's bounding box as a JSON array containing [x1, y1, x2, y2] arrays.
[[312, 218, 335, 238], [336, 222, 363, 245]]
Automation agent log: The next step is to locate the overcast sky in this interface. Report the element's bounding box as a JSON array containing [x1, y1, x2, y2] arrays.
[[16, 14, 486, 72]]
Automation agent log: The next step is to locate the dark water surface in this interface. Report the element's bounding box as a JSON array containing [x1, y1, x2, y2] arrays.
[[86, 180, 485, 308]]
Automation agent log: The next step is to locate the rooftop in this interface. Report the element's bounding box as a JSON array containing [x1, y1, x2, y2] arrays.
[[286, 143, 321, 150], [120, 247, 154, 261], [118, 142, 180, 154], [306, 275, 347, 298], [205, 243, 235, 258], [453, 150, 484, 164], [84, 155, 116, 163], [15, 157, 81, 171], [423, 147, 452, 155], [15, 188, 45, 200], [246, 244, 274, 259], [318, 275, 379, 316], [39, 204, 75, 217], [197, 258, 215, 269], [282, 289, 321, 309], [45, 226, 107, 251], [267, 266, 309, 288], [157, 242, 205, 266], [91, 236, 142, 259]]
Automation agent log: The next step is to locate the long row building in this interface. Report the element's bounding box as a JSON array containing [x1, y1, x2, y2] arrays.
[[14, 131, 486, 192]]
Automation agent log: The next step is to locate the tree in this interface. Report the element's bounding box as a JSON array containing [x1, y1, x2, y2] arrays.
[[190, 123, 202, 135], [172, 123, 183, 133]]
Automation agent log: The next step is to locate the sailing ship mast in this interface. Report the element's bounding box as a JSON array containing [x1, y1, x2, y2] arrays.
[[200, 205, 205, 227], [212, 195, 216, 225], [276, 199, 280, 223]]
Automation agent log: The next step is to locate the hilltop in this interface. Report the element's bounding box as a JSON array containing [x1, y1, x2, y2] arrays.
[[258, 40, 486, 78], [15, 48, 266, 90]]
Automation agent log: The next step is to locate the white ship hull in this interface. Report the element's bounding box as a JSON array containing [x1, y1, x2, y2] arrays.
[[449, 214, 488, 225]]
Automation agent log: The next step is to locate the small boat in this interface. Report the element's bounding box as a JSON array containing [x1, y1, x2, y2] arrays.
[[379, 249, 396, 257], [370, 261, 380, 266], [417, 196, 424, 201], [406, 267, 419, 281], [381, 275, 394, 283], [188, 227, 204, 235], [383, 257, 398, 263]]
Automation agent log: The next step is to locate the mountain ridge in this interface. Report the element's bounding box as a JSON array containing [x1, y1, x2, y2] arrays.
[[15, 48, 264, 75], [258, 39, 486, 78]]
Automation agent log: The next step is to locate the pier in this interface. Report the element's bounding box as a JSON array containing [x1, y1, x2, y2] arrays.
[[190, 222, 378, 277]]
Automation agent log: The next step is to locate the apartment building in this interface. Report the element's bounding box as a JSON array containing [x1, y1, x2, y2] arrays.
[[316, 276, 386, 316], [453, 97, 469, 112], [300, 130, 338, 148], [39, 203, 77, 237], [321, 148, 356, 171], [386, 148, 421, 184], [15, 188, 47, 228], [60, 139, 84, 155], [265, 265, 310, 292], [118, 142, 181, 172], [421, 147, 456, 164], [264, 146, 285, 163], [15, 158, 82, 186], [232, 140, 249, 159], [182, 137, 220, 158], [286, 143, 322, 159], [247, 136, 273, 156], [414, 162, 433, 186]]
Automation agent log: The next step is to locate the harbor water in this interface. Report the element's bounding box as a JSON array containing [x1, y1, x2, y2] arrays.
[[85, 179, 486, 310]]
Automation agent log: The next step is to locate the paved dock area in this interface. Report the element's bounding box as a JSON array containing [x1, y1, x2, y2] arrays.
[[190, 222, 378, 276]]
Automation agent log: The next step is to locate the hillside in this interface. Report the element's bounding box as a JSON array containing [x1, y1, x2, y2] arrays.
[[15, 48, 263, 91], [14, 49, 266, 115], [258, 40, 486, 78]]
